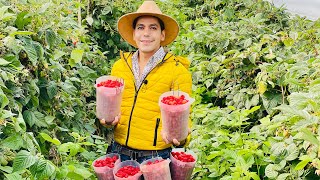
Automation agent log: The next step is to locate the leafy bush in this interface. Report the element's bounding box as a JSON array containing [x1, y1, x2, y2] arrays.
[[1, 0, 320, 179]]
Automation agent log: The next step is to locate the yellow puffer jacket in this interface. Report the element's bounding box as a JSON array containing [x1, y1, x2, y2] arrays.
[[111, 51, 192, 150]]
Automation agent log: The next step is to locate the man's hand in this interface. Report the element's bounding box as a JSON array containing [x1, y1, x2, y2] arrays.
[[161, 128, 191, 146], [99, 114, 121, 127]]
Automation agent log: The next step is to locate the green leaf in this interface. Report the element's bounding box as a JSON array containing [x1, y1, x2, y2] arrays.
[[39, 132, 53, 142], [23, 110, 37, 127], [26, 132, 41, 152], [71, 49, 84, 63], [207, 151, 223, 160], [86, 16, 93, 26], [45, 116, 55, 124], [15, 11, 32, 30], [39, 132, 61, 145], [0, 166, 12, 173], [4, 172, 23, 180], [0, 92, 9, 109], [271, 142, 285, 156], [265, 164, 278, 179], [285, 144, 299, 161], [23, 39, 38, 66], [38, 3, 51, 13], [277, 173, 290, 180], [45, 29, 57, 48], [53, 50, 66, 60], [69, 143, 81, 156], [283, 38, 294, 47], [0, 58, 11, 66], [74, 167, 92, 179], [47, 81, 57, 99], [295, 159, 310, 170], [0, 134, 23, 150], [9, 31, 35, 37], [12, 150, 37, 172], [52, 138, 61, 146], [243, 38, 252, 48], [301, 128, 320, 147], [30, 159, 56, 179]]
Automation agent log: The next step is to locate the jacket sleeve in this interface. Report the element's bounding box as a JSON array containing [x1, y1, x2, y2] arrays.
[[171, 57, 193, 147]]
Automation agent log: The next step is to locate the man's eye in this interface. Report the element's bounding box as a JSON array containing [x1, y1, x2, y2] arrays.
[[137, 27, 143, 30], [151, 27, 157, 30]]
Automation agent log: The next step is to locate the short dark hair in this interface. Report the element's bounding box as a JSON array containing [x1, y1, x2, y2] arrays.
[[132, 16, 165, 31]]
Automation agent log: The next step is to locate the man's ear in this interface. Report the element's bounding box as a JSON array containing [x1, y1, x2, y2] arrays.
[[161, 30, 165, 41]]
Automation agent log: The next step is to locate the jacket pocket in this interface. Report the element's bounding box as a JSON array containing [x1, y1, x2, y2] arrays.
[[153, 118, 160, 146]]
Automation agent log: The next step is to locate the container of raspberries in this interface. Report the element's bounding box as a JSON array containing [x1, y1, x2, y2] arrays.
[[170, 149, 197, 180], [113, 160, 142, 180], [92, 153, 120, 180], [159, 90, 194, 142], [95, 76, 124, 123], [140, 157, 171, 180]]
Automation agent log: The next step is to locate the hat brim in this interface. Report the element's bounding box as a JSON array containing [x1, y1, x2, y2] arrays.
[[117, 12, 179, 48]]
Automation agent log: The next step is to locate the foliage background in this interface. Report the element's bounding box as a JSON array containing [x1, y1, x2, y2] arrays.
[[1, 0, 320, 179]]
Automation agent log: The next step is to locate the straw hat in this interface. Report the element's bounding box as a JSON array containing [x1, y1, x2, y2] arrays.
[[117, 0, 179, 48]]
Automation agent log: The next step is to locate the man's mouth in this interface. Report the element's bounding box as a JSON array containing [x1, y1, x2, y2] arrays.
[[141, 40, 153, 43]]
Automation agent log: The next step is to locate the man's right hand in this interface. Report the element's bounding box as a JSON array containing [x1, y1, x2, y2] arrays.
[[99, 114, 121, 127]]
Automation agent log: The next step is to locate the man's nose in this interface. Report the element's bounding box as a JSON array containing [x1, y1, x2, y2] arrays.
[[143, 29, 151, 36]]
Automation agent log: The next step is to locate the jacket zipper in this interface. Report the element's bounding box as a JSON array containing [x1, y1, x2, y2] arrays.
[[153, 118, 160, 146], [123, 52, 170, 146]]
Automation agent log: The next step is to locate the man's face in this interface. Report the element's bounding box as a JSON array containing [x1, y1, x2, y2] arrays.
[[133, 16, 165, 55]]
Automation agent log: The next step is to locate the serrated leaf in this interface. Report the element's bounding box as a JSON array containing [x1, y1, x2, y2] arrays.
[[301, 128, 320, 147], [271, 142, 285, 156], [207, 151, 223, 160], [23, 110, 37, 127], [0, 134, 23, 150], [45, 29, 57, 48], [38, 3, 51, 13], [0, 166, 12, 173], [74, 167, 92, 179], [23, 39, 38, 66], [71, 49, 84, 63], [0, 92, 9, 109], [30, 159, 55, 179], [4, 172, 22, 180], [283, 38, 294, 47], [47, 81, 57, 99], [285, 144, 299, 161], [265, 164, 278, 179], [14, 11, 31, 30], [12, 150, 37, 172], [277, 173, 290, 180], [0, 58, 10, 65], [243, 38, 252, 48], [26, 132, 41, 152], [53, 50, 66, 60], [69, 143, 81, 156], [45, 116, 55, 124]]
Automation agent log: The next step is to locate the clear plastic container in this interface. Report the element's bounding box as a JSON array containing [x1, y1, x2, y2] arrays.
[[170, 149, 197, 180], [95, 76, 124, 123], [158, 91, 194, 142], [140, 157, 171, 180], [92, 153, 121, 180], [113, 160, 142, 180]]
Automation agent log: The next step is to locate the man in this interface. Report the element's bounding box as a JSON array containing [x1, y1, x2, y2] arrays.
[[100, 0, 192, 163]]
